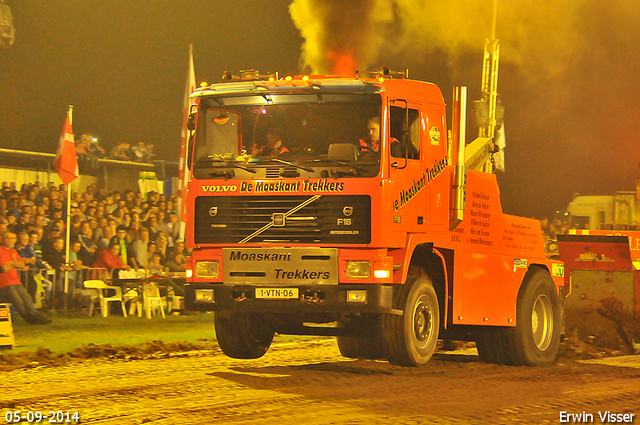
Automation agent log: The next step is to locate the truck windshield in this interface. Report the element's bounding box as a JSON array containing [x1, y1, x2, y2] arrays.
[[191, 93, 382, 179]]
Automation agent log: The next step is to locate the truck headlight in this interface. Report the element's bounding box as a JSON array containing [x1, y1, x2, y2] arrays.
[[345, 261, 371, 279], [195, 261, 220, 279]]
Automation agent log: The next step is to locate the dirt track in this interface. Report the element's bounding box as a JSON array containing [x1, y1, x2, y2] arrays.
[[1, 338, 639, 424]]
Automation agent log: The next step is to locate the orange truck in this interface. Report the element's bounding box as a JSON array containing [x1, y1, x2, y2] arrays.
[[182, 69, 565, 366]]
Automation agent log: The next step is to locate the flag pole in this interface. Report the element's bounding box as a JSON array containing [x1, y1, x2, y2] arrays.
[[53, 104, 78, 311], [178, 43, 196, 241], [63, 105, 73, 311], [63, 177, 72, 310]]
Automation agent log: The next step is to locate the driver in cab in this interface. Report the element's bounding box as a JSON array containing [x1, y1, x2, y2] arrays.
[[253, 129, 289, 157], [359, 117, 381, 153]]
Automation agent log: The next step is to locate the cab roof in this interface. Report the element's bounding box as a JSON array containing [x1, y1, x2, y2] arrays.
[[190, 75, 444, 105]]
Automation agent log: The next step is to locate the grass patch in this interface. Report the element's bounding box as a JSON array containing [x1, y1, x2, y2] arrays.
[[8, 312, 218, 355]]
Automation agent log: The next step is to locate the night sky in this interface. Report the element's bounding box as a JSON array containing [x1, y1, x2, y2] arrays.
[[1, 0, 639, 220]]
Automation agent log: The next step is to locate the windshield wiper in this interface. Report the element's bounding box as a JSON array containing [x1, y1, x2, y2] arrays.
[[196, 157, 256, 174], [304, 158, 368, 173], [208, 169, 235, 179], [270, 158, 314, 173]]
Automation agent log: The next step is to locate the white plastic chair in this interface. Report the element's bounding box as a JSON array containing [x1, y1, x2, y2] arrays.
[[83, 280, 127, 317], [142, 282, 165, 319], [123, 288, 142, 317]]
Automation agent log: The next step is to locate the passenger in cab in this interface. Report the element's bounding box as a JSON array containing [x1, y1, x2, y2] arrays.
[[253, 129, 289, 157]]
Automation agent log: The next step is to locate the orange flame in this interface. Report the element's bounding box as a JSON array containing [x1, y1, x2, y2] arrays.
[[328, 52, 356, 77]]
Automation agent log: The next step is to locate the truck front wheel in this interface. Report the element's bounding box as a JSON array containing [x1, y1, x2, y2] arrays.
[[214, 311, 275, 359], [337, 315, 386, 360], [382, 276, 440, 366]]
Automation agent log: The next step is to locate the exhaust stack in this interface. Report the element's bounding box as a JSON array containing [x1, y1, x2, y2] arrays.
[[450, 86, 467, 230]]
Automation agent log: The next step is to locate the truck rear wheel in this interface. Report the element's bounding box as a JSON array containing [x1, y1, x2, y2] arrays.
[[214, 311, 275, 359], [382, 276, 440, 366], [511, 268, 560, 366], [337, 315, 386, 360], [477, 268, 560, 366], [475, 330, 500, 363]]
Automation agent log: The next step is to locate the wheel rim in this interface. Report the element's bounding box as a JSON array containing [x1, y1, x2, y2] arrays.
[[413, 295, 434, 346], [531, 294, 553, 351]]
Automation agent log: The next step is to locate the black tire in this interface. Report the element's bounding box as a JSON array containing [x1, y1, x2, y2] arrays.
[[475, 330, 499, 363], [214, 311, 275, 359], [337, 315, 386, 360], [511, 268, 561, 366], [482, 268, 560, 366], [382, 276, 440, 366]]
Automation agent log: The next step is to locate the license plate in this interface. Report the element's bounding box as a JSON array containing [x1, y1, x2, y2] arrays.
[[255, 288, 299, 299]]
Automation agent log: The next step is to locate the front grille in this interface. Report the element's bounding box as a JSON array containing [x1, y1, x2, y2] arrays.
[[265, 168, 280, 179], [194, 195, 371, 244]]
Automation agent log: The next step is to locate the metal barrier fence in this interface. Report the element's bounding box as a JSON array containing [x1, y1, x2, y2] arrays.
[[16, 267, 184, 314], [18, 267, 112, 310]]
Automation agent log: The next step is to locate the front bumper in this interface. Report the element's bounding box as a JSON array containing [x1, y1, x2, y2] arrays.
[[185, 283, 394, 314]]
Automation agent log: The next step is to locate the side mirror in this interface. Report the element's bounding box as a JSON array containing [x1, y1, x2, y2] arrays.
[[187, 113, 196, 131]]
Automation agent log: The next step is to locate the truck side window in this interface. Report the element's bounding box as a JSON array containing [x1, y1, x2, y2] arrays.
[[390, 106, 420, 159]]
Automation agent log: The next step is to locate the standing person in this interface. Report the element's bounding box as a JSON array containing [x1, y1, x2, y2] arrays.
[[14, 232, 43, 297], [147, 252, 164, 275], [166, 212, 181, 245], [132, 142, 149, 162], [154, 232, 169, 266], [40, 226, 62, 261], [30, 229, 44, 259], [0, 232, 51, 324], [92, 242, 131, 274], [109, 225, 136, 269], [14, 212, 31, 235], [154, 211, 171, 247], [168, 239, 187, 259], [145, 215, 158, 241], [125, 218, 140, 243], [24, 230, 53, 303], [164, 252, 186, 273], [43, 237, 73, 308], [68, 241, 90, 293], [97, 225, 114, 251], [129, 226, 151, 269], [77, 221, 97, 266], [92, 217, 108, 244], [5, 213, 16, 233]]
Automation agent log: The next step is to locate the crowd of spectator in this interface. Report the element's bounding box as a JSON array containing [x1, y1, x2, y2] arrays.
[[75, 133, 156, 173], [109, 141, 156, 163], [0, 180, 186, 323]]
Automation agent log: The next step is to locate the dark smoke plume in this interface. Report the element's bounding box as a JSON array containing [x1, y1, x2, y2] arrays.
[[289, 0, 394, 75], [291, 0, 587, 82], [290, 0, 640, 219]]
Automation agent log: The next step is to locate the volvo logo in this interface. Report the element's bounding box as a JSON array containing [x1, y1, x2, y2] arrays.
[[209, 206, 218, 217], [272, 213, 285, 227], [343, 206, 354, 217]]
